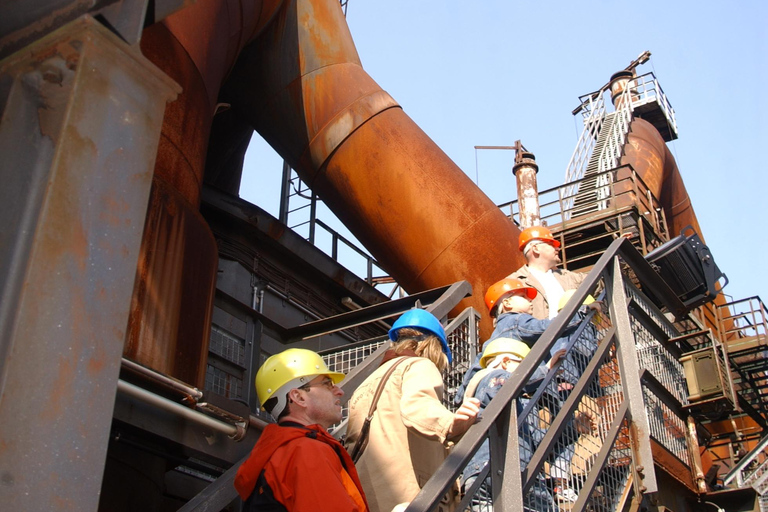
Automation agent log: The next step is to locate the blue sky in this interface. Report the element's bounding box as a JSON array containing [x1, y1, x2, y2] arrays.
[[240, 0, 768, 309]]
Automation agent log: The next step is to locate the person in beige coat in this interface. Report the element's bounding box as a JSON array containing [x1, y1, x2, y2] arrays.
[[344, 309, 481, 512]]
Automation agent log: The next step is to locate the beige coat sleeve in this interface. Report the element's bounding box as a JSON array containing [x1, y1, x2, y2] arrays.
[[399, 359, 454, 443]]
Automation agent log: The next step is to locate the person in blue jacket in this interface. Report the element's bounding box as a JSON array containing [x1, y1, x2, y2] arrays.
[[456, 278, 600, 506], [455, 278, 583, 407], [459, 337, 565, 512]]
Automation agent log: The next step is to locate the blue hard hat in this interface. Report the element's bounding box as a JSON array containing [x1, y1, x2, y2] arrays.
[[388, 309, 452, 363]]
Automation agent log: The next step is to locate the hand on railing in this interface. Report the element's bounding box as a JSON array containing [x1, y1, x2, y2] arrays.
[[448, 397, 481, 439], [547, 349, 567, 369]]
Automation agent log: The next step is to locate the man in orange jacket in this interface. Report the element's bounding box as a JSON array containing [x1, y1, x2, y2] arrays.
[[234, 348, 369, 512]]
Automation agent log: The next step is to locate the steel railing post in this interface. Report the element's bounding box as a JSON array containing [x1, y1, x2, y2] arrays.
[[490, 400, 524, 512], [607, 257, 659, 494]]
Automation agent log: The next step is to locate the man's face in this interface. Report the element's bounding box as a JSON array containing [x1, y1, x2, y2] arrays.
[[301, 375, 344, 429], [531, 240, 561, 267], [503, 292, 534, 315]]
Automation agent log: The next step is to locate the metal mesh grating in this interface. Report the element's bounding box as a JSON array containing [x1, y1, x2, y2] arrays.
[[643, 387, 690, 465], [205, 365, 244, 400], [320, 310, 480, 412], [323, 340, 387, 374], [633, 316, 688, 404], [462, 320, 633, 512], [444, 312, 480, 412], [209, 325, 246, 367]]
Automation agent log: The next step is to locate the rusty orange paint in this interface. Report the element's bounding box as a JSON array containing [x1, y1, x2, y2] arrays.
[[128, 0, 530, 381], [127, 0, 283, 383], [221, 0, 524, 339], [621, 117, 732, 331], [621, 118, 703, 239]]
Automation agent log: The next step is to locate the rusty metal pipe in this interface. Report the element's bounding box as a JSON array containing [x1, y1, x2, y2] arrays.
[[513, 152, 541, 229], [117, 380, 244, 439], [621, 118, 703, 239], [125, 1, 286, 385], [222, 0, 524, 337], [121, 357, 204, 403]]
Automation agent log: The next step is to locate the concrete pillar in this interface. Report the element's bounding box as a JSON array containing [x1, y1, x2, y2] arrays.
[[0, 16, 178, 510]]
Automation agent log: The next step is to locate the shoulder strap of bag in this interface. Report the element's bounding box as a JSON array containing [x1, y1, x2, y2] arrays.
[[349, 356, 410, 463]]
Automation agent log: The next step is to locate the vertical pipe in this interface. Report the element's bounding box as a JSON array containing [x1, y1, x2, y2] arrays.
[[610, 70, 635, 110], [686, 415, 709, 493], [126, 0, 283, 385], [513, 152, 541, 229]]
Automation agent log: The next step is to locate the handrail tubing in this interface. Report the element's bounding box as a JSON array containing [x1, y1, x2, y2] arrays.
[[315, 219, 384, 270], [723, 434, 768, 486], [284, 282, 470, 342]]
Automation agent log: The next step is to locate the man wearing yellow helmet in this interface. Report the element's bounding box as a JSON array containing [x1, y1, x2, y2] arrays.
[[234, 348, 369, 512]]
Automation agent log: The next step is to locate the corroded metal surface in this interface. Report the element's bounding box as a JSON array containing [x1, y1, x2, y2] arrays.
[[124, 177, 217, 388], [126, 0, 284, 380], [0, 16, 178, 510], [513, 152, 541, 229], [222, 0, 524, 338], [621, 118, 703, 239]]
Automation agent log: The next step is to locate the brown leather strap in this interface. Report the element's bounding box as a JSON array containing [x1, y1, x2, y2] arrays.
[[349, 356, 410, 463]]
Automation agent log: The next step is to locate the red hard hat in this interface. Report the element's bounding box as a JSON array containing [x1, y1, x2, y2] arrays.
[[518, 226, 561, 252], [484, 278, 537, 314]]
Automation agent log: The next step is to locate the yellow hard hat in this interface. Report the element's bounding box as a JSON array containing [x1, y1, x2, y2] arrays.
[[255, 348, 345, 418], [480, 337, 531, 368], [557, 289, 595, 312]]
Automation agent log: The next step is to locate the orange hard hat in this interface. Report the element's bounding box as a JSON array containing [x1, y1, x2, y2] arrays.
[[518, 226, 561, 252], [484, 278, 537, 314]]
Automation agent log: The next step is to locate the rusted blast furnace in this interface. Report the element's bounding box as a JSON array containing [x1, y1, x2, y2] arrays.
[[129, 0, 524, 376], [610, 70, 732, 324]]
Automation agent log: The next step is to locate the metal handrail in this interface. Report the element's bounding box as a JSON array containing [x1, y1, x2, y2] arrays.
[[405, 237, 684, 512], [717, 296, 768, 344], [500, 164, 669, 244], [279, 166, 401, 292], [723, 434, 768, 487]]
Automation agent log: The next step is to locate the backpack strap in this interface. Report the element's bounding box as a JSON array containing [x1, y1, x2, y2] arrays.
[[349, 356, 410, 463]]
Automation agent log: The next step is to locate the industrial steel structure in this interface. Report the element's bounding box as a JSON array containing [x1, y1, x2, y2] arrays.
[[1, 2, 766, 512]]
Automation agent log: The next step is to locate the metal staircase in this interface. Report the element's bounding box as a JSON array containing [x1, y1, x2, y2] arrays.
[[570, 112, 617, 217], [402, 237, 693, 512], [723, 434, 768, 511], [561, 68, 678, 222], [718, 297, 768, 424]]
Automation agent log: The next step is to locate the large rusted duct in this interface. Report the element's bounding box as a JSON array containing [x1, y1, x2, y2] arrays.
[[217, 0, 523, 338], [621, 118, 703, 239], [621, 117, 730, 331], [125, 0, 284, 385]]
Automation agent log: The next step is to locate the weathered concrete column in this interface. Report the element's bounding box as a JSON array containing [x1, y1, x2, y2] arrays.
[[512, 151, 541, 229], [0, 16, 179, 511]]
